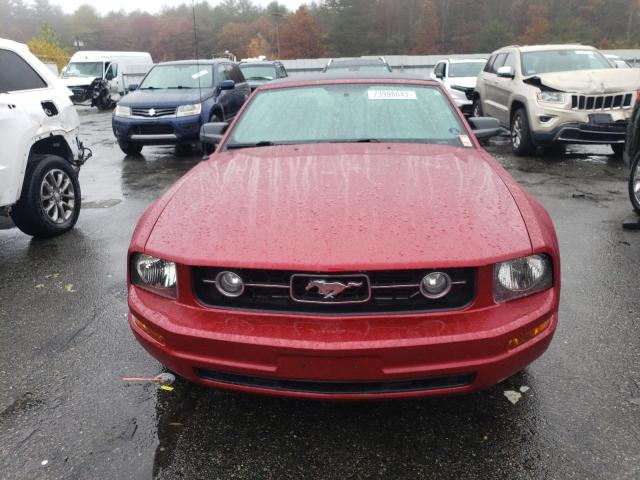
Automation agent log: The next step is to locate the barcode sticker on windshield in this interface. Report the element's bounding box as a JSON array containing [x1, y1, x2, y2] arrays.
[[368, 90, 417, 100], [191, 70, 209, 79]]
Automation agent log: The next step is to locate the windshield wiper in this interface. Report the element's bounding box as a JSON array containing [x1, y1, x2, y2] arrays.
[[226, 141, 279, 150], [167, 86, 193, 89], [247, 76, 273, 81], [139, 86, 158, 90]]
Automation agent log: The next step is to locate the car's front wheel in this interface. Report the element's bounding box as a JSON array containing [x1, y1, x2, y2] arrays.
[[472, 96, 483, 117], [10, 155, 81, 238], [511, 108, 536, 156], [118, 140, 143, 156], [629, 153, 640, 213]]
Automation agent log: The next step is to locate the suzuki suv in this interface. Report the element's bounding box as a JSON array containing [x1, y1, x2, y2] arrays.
[[0, 38, 90, 238], [474, 44, 640, 156]]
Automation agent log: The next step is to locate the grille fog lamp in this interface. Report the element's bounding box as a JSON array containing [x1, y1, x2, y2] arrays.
[[215, 271, 245, 297], [420, 272, 452, 299]]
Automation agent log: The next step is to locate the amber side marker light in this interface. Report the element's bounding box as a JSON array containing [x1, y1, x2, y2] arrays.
[[508, 317, 551, 349], [132, 313, 165, 345]]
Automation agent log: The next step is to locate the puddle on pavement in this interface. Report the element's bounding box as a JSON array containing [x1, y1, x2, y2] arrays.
[[82, 199, 123, 209]]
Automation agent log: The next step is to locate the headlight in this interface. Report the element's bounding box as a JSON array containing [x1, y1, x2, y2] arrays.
[[131, 253, 177, 298], [535, 92, 565, 103], [494, 254, 552, 303], [115, 105, 132, 117], [176, 103, 202, 117]]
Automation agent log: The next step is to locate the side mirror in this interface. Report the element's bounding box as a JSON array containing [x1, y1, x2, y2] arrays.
[[497, 66, 515, 79], [128, 84, 139, 92], [468, 116, 501, 139], [436, 71, 444, 80], [220, 80, 236, 91], [200, 122, 229, 146]]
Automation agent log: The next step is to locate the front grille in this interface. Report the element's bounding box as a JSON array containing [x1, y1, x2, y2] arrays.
[[130, 124, 175, 135], [571, 93, 634, 111], [195, 368, 476, 394], [192, 267, 476, 315], [131, 107, 177, 117]]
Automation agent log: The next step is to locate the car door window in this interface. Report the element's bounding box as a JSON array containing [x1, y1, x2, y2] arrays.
[[502, 53, 516, 73], [0, 49, 47, 92], [105, 63, 118, 80], [229, 65, 245, 83], [434, 62, 445, 78], [279, 65, 287, 78], [491, 54, 507, 73], [218, 65, 228, 84]]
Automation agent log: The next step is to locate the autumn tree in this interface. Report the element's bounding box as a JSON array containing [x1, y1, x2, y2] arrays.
[[518, 1, 551, 45], [217, 19, 273, 60], [279, 6, 324, 59], [413, 0, 441, 54], [27, 23, 69, 70], [247, 33, 272, 57]]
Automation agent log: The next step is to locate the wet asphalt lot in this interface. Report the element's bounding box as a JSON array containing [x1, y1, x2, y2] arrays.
[[1, 106, 639, 480]]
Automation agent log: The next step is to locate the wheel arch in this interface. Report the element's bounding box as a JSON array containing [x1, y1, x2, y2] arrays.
[[27, 135, 74, 165], [509, 97, 529, 124]]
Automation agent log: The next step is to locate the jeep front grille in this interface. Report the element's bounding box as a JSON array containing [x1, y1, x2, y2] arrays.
[[571, 93, 634, 111], [192, 267, 476, 315]]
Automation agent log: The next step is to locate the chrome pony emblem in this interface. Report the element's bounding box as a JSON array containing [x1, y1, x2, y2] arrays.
[[305, 279, 363, 299], [148, 108, 156, 116]]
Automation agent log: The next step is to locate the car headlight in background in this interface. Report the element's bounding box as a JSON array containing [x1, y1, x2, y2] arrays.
[[114, 105, 132, 117], [494, 254, 553, 303], [131, 253, 177, 298], [535, 92, 565, 104], [176, 103, 202, 117]]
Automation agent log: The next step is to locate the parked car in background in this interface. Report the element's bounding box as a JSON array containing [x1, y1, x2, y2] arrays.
[[474, 44, 640, 156], [0, 38, 90, 237], [431, 58, 486, 115], [60, 51, 153, 110], [128, 74, 560, 400], [605, 54, 631, 69], [323, 57, 393, 73], [239, 60, 288, 92], [112, 59, 250, 155]]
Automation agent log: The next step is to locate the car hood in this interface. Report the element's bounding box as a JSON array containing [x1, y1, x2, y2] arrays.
[[120, 89, 213, 107], [144, 144, 532, 270], [60, 76, 95, 87], [528, 68, 640, 94], [247, 79, 270, 90], [446, 77, 478, 89]]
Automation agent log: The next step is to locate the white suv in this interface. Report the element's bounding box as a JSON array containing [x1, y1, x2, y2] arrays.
[[431, 58, 486, 115], [474, 44, 640, 156], [0, 38, 90, 237]]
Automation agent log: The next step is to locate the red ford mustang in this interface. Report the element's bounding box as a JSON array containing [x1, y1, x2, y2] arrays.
[[127, 75, 560, 400]]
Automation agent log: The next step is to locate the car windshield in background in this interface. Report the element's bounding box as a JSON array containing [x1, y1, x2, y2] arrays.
[[226, 83, 466, 148], [140, 64, 214, 89], [449, 62, 485, 77], [239, 64, 276, 80], [521, 49, 611, 76], [64, 62, 102, 77]]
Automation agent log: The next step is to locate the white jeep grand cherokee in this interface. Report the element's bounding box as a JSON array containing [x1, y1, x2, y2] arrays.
[[474, 44, 640, 156], [0, 38, 90, 237]]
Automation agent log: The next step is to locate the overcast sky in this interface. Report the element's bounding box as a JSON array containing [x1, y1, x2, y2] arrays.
[[47, 0, 309, 15]]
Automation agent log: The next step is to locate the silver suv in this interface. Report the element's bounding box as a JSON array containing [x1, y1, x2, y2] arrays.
[[474, 44, 640, 156]]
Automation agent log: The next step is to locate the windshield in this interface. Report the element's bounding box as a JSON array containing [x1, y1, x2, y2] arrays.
[[140, 64, 214, 89], [63, 62, 103, 78], [226, 83, 466, 148], [327, 64, 391, 73], [449, 62, 485, 78], [239, 64, 277, 81], [521, 49, 611, 76]]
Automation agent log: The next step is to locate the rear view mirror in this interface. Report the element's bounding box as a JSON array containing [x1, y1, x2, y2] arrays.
[[497, 66, 515, 79], [128, 84, 139, 92], [220, 80, 236, 91], [468, 116, 501, 139], [200, 122, 229, 146]]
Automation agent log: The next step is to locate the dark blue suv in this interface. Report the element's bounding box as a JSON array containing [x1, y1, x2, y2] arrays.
[[112, 59, 250, 155]]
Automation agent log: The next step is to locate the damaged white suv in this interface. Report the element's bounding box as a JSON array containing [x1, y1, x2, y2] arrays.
[[0, 38, 90, 237], [474, 44, 640, 156]]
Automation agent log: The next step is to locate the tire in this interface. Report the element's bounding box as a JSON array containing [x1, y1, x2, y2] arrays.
[[10, 155, 81, 238], [611, 143, 625, 157], [629, 153, 640, 213], [511, 108, 536, 156], [175, 143, 193, 156], [472, 96, 483, 117], [202, 113, 222, 155], [118, 140, 143, 156]]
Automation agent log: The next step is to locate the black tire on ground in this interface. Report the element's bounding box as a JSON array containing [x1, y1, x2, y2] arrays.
[[511, 108, 537, 156], [118, 140, 143, 156], [611, 143, 625, 157], [629, 153, 640, 213], [175, 143, 193, 156], [202, 114, 222, 155], [472, 96, 483, 117], [10, 155, 81, 238]]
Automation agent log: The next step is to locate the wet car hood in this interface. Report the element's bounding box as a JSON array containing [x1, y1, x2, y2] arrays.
[[144, 143, 533, 270], [446, 77, 478, 89], [60, 76, 95, 87], [528, 68, 640, 94], [120, 88, 213, 107]]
